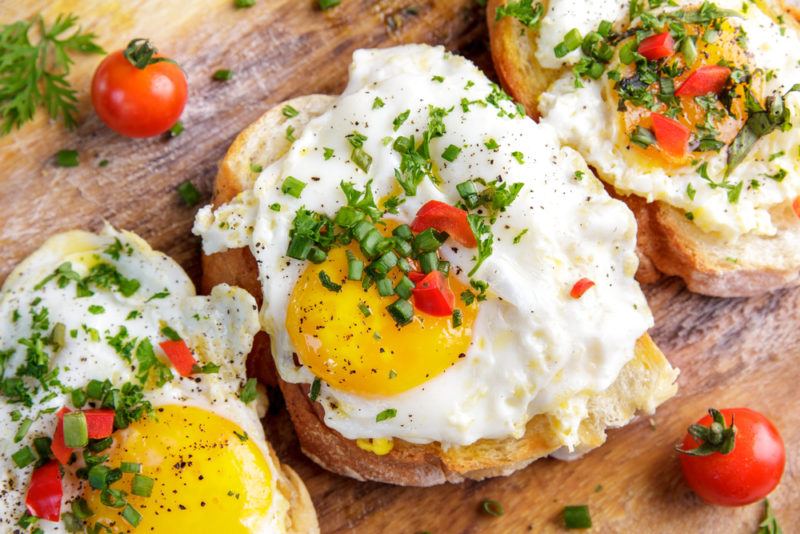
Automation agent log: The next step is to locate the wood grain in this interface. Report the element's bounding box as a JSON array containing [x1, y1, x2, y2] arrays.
[[0, 1, 797, 532]]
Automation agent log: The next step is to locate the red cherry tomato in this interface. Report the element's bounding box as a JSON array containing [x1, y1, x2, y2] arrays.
[[92, 39, 187, 137], [637, 32, 675, 61], [651, 113, 690, 157], [679, 408, 785, 506], [792, 197, 800, 219]]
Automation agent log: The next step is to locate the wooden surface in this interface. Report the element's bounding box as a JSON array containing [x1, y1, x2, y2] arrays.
[[0, 1, 797, 532]]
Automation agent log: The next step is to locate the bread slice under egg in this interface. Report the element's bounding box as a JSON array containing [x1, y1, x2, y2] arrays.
[[201, 95, 678, 486], [487, 0, 800, 297]]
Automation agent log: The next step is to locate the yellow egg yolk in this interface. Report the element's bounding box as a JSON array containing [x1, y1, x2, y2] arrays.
[[614, 19, 761, 170], [286, 246, 477, 396], [85, 405, 273, 533]]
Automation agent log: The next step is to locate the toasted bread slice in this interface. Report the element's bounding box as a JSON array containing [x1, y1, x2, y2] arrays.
[[487, 0, 800, 297], [201, 95, 678, 485]]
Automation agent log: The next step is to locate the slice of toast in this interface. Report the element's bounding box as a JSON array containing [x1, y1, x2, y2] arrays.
[[200, 95, 678, 486], [487, 0, 800, 297]]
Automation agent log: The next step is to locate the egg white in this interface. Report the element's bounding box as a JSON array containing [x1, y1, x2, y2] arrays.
[[0, 226, 289, 533], [537, 0, 800, 239], [195, 45, 653, 449]]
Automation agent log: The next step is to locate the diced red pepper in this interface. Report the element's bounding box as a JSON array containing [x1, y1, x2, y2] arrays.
[[50, 407, 72, 465], [25, 460, 63, 521], [412, 271, 455, 317], [159, 339, 197, 377], [637, 32, 675, 61], [83, 409, 115, 439], [408, 271, 426, 284], [651, 113, 691, 157], [675, 66, 731, 97], [410, 200, 477, 248], [570, 278, 595, 299], [793, 197, 800, 219]]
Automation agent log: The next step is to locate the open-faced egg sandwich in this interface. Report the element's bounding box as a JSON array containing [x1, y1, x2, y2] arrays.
[[194, 44, 679, 486], [0, 227, 318, 532], [489, 0, 800, 296]]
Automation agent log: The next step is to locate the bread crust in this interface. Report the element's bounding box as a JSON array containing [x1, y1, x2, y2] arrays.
[[487, 0, 800, 297], [202, 95, 678, 486]]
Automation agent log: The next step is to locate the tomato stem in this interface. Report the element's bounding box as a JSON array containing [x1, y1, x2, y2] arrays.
[[123, 38, 173, 69], [677, 408, 737, 457]]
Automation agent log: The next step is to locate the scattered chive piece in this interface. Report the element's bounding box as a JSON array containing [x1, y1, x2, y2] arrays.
[[98, 159, 109, 167], [177, 180, 201, 206], [319, 270, 342, 292], [71, 388, 87, 408], [323, 147, 334, 160], [161, 325, 181, 341], [346, 250, 364, 280], [456, 180, 479, 209], [121, 504, 142, 527], [419, 251, 439, 274], [574, 170, 585, 181], [282, 105, 299, 118], [250, 163, 263, 173], [131, 474, 154, 497], [393, 224, 413, 241], [287, 235, 313, 260], [358, 302, 371, 317], [630, 126, 655, 148], [386, 298, 413, 325], [14, 418, 33, 443], [240, 378, 258, 403], [63, 411, 88, 448], [71, 498, 93, 520], [452, 309, 463, 328], [281, 176, 306, 198], [376, 278, 394, 297], [234, 0, 255, 7], [308, 246, 327, 264], [285, 125, 296, 141], [484, 138, 499, 150], [511, 150, 524, 164], [441, 144, 461, 162], [55, 149, 79, 167], [432, 75, 444, 82], [318, 0, 341, 9], [168, 121, 184, 138], [395, 276, 414, 299], [513, 228, 528, 244], [351, 147, 372, 173], [554, 28, 582, 58], [372, 97, 385, 109], [413, 228, 442, 254], [212, 69, 233, 81], [392, 109, 410, 131], [88, 465, 112, 489], [481, 499, 504, 517], [12, 446, 36, 468], [375, 408, 397, 422], [120, 462, 141, 474], [438, 260, 450, 275], [269, 203, 281, 212], [309, 378, 321, 401], [563, 505, 592, 529], [88, 304, 105, 315]]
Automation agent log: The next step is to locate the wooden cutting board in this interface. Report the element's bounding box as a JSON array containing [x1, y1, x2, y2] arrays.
[[1, 1, 797, 532]]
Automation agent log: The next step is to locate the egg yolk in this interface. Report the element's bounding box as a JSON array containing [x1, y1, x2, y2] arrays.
[[286, 246, 477, 396], [615, 19, 760, 169], [85, 405, 272, 533]]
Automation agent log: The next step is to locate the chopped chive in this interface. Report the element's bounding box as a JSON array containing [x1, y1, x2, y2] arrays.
[[441, 144, 461, 162], [394, 276, 414, 299], [630, 126, 656, 148], [319, 271, 342, 292], [513, 228, 528, 244], [372, 97, 385, 109], [88, 465, 112, 489], [554, 28, 582, 58], [351, 147, 372, 173], [235, 0, 256, 6], [392, 224, 413, 241], [33, 437, 52, 460], [438, 260, 450, 274], [318, 0, 341, 9], [413, 228, 442, 254], [250, 163, 263, 173], [397, 258, 411, 273], [393, 238, 413, 258], [358, 302, 371, 317], [177, 181, 201, 206], [452, 309, 463, 327], [86, 380, 106, 399], [240, 378, 257, 403], [376, 278, 394, 296], [63, 411, 88, 448], [375, 408, 397, 422], [281, 176, 306, 198], [371, 251, 398, 276], [98, 159, 109, 167], [121, 504, 142, 527], [563, 505, 591, 529], [386, 298, 413, 325], [481, 499, 504, 517], [456, 180, 479, 209], [168, 121, 184, 138], [131, 474, 154, 497], [419, 251, 439, 274], [14, 418, 33, 443], [287, 235, 313, 260], [484, 138, 499, 150], [212, 69, 233, 81], [359, 229, 384, 259], [392, 110, 410, 131], [285, 125, 296, 141], [71, 498, 93, 520], [307, 247, 327, 264], [269, 203, 281, 211], [309, 377, 321, 401], [120, 462, 141, 474], [55, 149, 79, 167], [511, 150, 524, 164], [352, 220, 374, 241], [346, 251, 364, 280], [282, 105, 299, 118], [100, 487, 126, 508], [323, 147, 334, 160], [12, 446, 36, 468]]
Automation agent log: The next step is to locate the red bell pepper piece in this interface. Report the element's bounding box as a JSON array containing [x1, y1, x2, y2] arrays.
[[159, 339, 197, 377], [793, 197, 800, 219], [407, 271, 426, 284], [675, 66, 731, 97], [651, 113, 691, 157], [25, 460, 63, 521], [410, 200, 477, 248], [83, 409, 116, 439], [50, 407, 72, 465], [412, 271, 455, 316], [637, 32, 675, 61], [570, 278, 596, 299]]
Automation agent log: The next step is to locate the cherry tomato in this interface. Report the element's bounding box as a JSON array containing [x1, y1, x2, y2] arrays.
[[92, 39, 187, 137], [679, 408, 785, 506]]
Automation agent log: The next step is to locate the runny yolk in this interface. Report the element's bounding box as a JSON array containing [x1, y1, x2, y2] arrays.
[[85, 405, 273, 533], [285, 246, 477, 396], [616, 20, 761, 170]]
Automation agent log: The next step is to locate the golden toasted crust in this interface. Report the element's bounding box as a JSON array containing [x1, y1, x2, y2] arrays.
[[202, 95, 678, 485], [487, 0, 800, 297]]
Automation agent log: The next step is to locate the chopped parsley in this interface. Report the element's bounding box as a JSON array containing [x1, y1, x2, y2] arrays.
[[375, 408, 397, 422], [281, 104, 299, 118]]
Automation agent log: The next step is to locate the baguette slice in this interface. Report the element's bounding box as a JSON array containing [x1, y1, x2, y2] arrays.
[[487, 0, 800, 297], [201, 95, 678, 486]]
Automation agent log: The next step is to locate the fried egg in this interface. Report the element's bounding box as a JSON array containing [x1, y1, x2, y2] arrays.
[[536, 0, 800, 239], [195, 44, 652, 449], [0, 227, 295, 532]]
